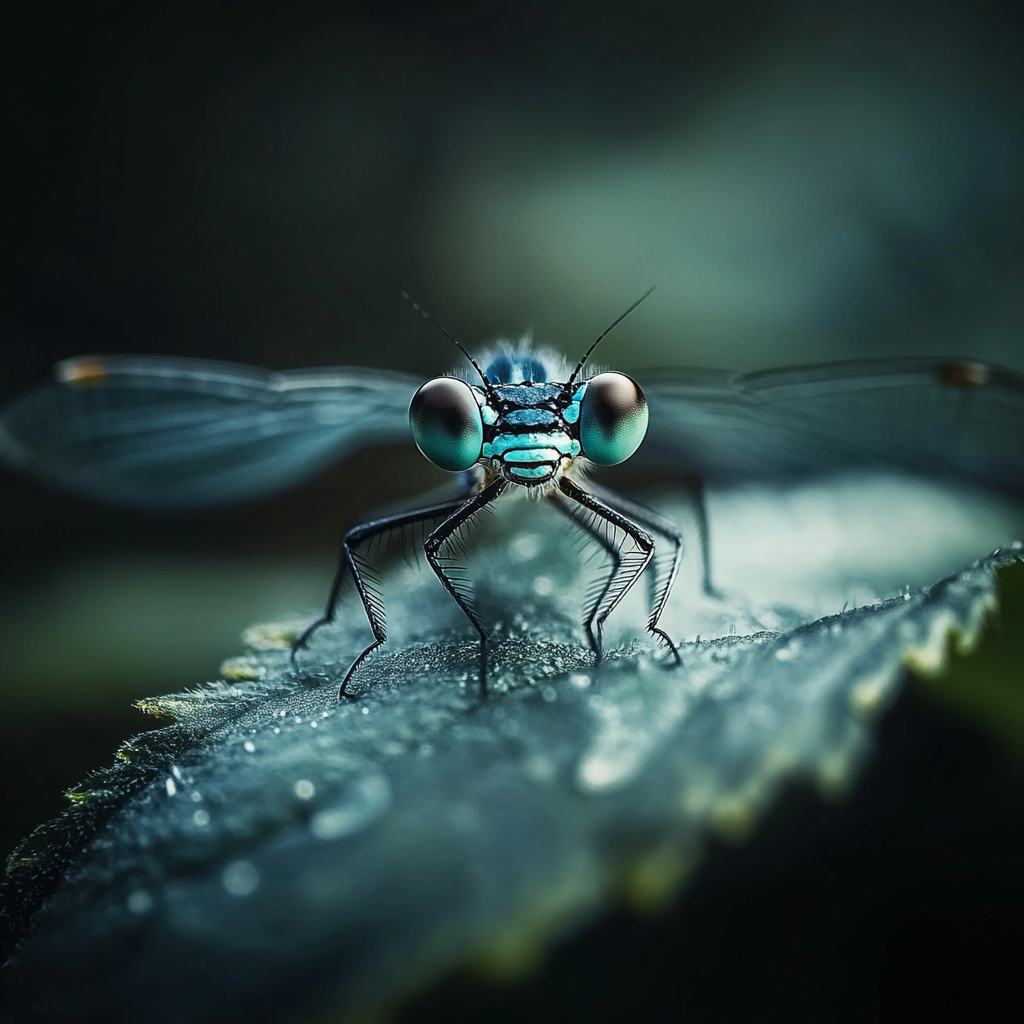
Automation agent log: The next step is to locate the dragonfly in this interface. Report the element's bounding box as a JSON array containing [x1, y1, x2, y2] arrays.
[[2, 297, 1023, 698]]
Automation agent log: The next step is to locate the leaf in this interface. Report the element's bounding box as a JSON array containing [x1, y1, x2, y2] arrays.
[[1, 477, 1020, 1023], [911, 560, 1024, 755]]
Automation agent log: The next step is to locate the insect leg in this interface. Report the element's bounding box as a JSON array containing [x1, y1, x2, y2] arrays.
[[424, 477, 508, 699], [548, 492, 622, 656], [687, 474, 719, 598], [582, 481, 684, 663], [292, 490, 475, 699], [557, 477, 662, 664]]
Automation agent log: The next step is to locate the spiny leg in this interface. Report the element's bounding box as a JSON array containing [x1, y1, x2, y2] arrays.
[[292, 490, 474, 699], [549, 492, 623, 658], [424, 478, 508, 699], [583, 481, 684, 662], [557, 477, 659, 664]]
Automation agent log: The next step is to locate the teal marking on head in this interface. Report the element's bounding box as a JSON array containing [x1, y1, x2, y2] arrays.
[[504, 408, 559, 427], [500, 446, 562, 465], [486, 431, 576, 458], [508, 464, 555, 480]]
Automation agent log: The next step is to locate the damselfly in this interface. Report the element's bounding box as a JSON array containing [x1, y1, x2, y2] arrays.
[[2, 299, 1023, 698]]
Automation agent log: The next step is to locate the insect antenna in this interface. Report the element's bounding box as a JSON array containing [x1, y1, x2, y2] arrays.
[[401, 291, 499, 401], [565, 285, 656, 389]]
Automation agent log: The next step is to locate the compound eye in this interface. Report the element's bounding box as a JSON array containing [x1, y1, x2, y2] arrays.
[[578, 371, 649, 466], [409, 377, 484, 472]]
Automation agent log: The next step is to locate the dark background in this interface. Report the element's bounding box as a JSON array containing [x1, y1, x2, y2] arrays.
[[2, 1, 1024, 1020]]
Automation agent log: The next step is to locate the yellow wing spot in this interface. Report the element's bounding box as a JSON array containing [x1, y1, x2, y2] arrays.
[[937, 360, 991, 388], [56, 358, 110, 388]]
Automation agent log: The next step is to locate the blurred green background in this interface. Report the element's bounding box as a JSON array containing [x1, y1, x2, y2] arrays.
[[2, 1, 1023, 1020]]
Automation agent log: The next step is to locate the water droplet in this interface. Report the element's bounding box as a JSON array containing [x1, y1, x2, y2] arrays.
[[510, 533, 541, 561], [362, 707, 370, 716], [244, 740, 256, 753], [222, 860, 259, 897], [165, 778, 177, 797], [190, 791, 202, 803], [419, 744, 434, 758], [192, 809, 210, 827], [310, 774, 391, 841], [171, 765, 183, 781], [541, 686, 558, 703], [294, 779, 315, 800], [310, 720, 318, 728], [577, 754, 629, 791], [273, 727, 281, 734], [570, 673, 591, 689], [532, 575, 555, 596], [127, 890, 153, 914], [774, 639, 801, 662]]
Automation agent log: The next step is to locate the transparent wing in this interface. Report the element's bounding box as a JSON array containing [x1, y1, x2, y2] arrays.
[[640, 357, 1024, 496], [0, 356, 422, 507]]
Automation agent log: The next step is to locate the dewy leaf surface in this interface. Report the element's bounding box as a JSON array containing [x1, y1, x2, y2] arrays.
[[1, 474, 1021, 1023]]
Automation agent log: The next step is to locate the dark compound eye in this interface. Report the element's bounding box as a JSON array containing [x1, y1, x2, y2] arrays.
[[484, 354, 513, 384], [409, 377, 484, 472], [521, 357, 548, 382], [578, 371, 649, 466]]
